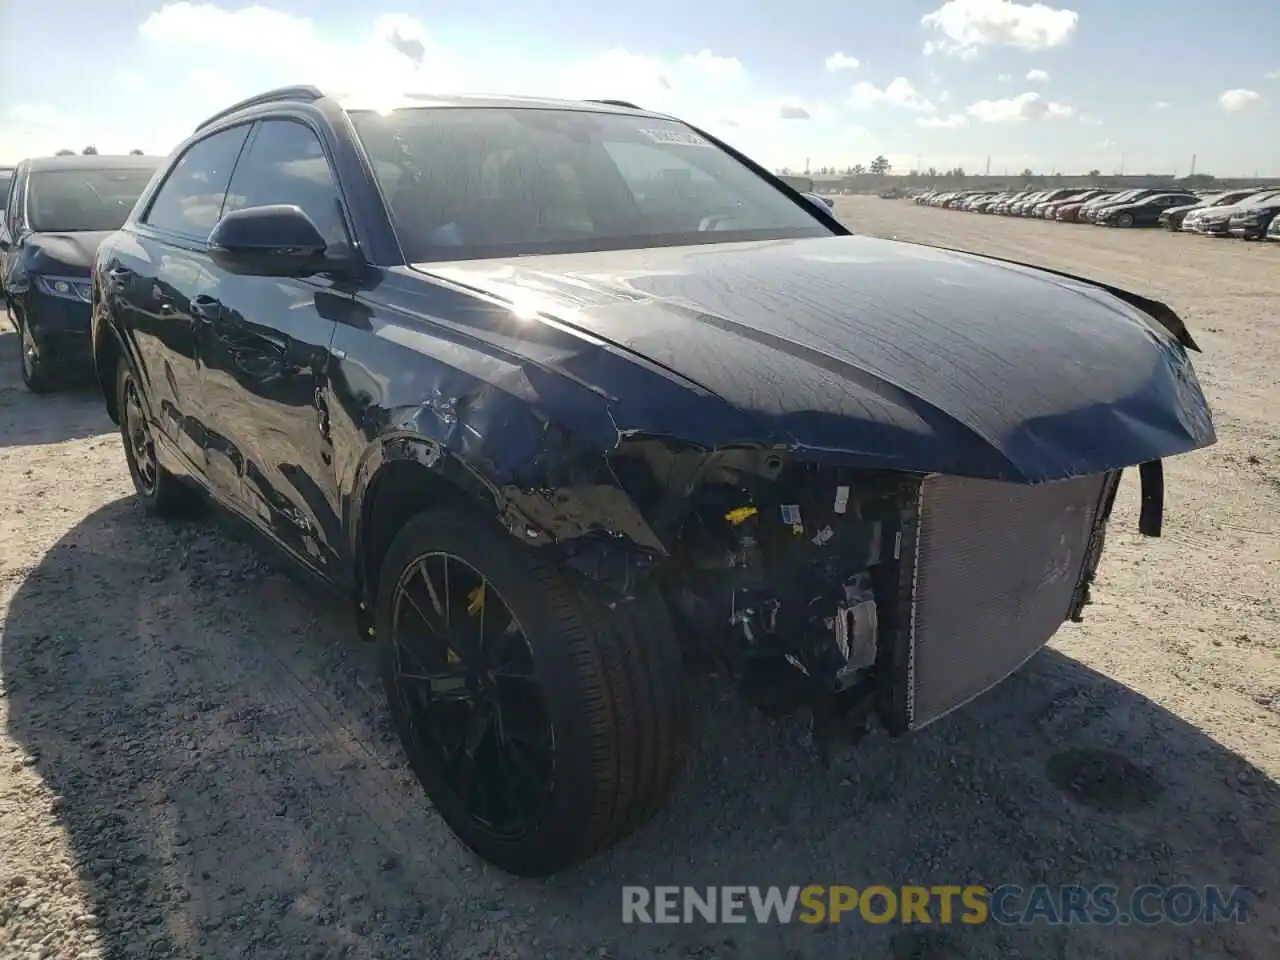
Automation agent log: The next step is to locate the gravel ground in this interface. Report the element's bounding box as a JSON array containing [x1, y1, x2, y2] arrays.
[[1, 198, 1277, 960]]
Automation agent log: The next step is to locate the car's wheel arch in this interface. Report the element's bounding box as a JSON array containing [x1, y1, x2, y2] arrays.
[[347, 433, 669, 618], [91, 309, 138, 426]]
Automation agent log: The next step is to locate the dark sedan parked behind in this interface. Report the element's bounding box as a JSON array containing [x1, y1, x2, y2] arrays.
[[92, 86, 1214, 878], [1, 153, 160, 391], [1094, 192, 1199, 228]]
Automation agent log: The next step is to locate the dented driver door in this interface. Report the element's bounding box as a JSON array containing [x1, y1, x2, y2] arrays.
[[194, 118, 350, 578]]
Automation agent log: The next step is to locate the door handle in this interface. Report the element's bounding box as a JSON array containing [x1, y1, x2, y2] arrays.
[[191, 295, 223, 324]]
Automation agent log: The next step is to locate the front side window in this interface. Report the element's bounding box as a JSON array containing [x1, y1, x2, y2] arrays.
[[26, 166, 158, 233], [348, 106, 832, 261], [222, 120, 350, 249], [144, 125, 251, 239]]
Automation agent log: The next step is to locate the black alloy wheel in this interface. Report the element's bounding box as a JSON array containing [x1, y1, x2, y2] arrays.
[[388, 551, 555, 842], [17, 310, 53, 393], [122, 371, 158, 497], [115, 358, 202, 517], [376, 506, 688, 876]]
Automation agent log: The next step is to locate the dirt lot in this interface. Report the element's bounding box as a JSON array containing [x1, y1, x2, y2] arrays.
[[1, 198, 1277, 960]]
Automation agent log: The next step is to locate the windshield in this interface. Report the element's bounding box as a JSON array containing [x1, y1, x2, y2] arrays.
[[1237, 191, 1280, 207], [348, 106, 832, 261], [27, 167, 158, 232]]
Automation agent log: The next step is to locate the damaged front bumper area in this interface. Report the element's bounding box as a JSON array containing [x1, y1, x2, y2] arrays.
[[661, 452, 1148, 744]]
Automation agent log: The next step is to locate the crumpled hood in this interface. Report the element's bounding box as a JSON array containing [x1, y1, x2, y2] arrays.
[[28, 230, 113, 273], [416, 234, 1216, 483]]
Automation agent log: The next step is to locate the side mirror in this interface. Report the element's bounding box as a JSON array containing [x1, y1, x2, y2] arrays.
[[801, 192, 834, 212], [207, 204, 327, 277]]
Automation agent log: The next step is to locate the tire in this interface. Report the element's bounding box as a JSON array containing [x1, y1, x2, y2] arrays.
[[16, 309, 54, 394], [376, 505, 688, 876], [1116, 213, 1134, 228], [116, 358, 202, 517]]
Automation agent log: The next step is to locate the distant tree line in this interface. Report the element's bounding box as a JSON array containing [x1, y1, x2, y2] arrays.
[[52, 146, 146, 156]]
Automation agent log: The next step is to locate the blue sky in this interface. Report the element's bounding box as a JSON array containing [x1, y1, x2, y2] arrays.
[[1, 1, 1277, 175]]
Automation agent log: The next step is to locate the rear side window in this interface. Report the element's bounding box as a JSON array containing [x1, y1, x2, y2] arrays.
[[4, 169, 25, 234], [222, 120, 350, 249], [143, 125, 251, 239]]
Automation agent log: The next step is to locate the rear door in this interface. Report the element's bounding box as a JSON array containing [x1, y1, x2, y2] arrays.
[[112, 125, 252, 478], [194, 118, 349, 576]]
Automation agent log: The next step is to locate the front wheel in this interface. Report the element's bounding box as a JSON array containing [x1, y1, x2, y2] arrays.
[[16, 309, 54, 394], [116, 358, 202, 517], [376, 506, 688, 876], [1115, 213, 1134, 228]]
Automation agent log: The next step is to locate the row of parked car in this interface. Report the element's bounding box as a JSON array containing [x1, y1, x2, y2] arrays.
[[912, 185, 1280, 241]]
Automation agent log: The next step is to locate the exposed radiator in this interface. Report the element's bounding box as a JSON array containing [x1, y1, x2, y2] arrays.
[[905, 472, 1112, 731]]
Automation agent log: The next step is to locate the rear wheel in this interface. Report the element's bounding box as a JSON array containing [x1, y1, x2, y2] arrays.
[[376, 506, 688, 876], [116, 358, 202, 517]]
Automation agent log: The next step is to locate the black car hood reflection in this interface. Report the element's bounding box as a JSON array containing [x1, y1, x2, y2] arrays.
[[414, 234, 1216, 484], [27, 230, 114, 273]]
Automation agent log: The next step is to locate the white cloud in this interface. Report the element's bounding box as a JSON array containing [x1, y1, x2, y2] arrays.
[[1265, 69, 1280, 80], [922, 0, 1079, 60], [79, 4, 850, 171], [825, 52, 860, 73], [1219, 88, 1260, 112], [938, 90, 952, 102], [997, 73, 1013, 83], [679, 49, 746, 81], [918, 113, 968, 128], [1152, 101, 1172, 109], [133, 5, 757, 120], [1026, 68, 1050, 82], [1078, 114, 1102, 126], [849, 77, 936, 112], [967, 91, 1074, 122]]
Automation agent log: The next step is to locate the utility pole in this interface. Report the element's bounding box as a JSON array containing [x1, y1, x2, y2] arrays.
[[985, 155, 991, 176], [1189, 153, 1196, 177], [1120, 152, 1126, 176]]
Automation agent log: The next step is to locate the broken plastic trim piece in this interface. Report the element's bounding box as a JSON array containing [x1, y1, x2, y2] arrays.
[[1138, 460, 1164, 537]]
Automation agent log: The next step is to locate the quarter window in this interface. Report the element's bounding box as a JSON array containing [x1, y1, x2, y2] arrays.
[[222, 120, 350, 249], [144, 125, 251, 239]]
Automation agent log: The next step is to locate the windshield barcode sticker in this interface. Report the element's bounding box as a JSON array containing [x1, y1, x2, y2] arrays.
[[638, 128, 712, 147]]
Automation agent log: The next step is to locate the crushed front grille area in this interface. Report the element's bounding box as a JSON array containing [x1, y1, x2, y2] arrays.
[[906, 472, 1110, 731]]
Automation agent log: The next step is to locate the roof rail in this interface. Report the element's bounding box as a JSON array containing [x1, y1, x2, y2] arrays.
[[193, 85, 325, 133], [585, 99, 642, 110]]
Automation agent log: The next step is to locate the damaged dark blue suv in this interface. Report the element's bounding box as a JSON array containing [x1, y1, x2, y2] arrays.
[[91, 86, 1215, 876]]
